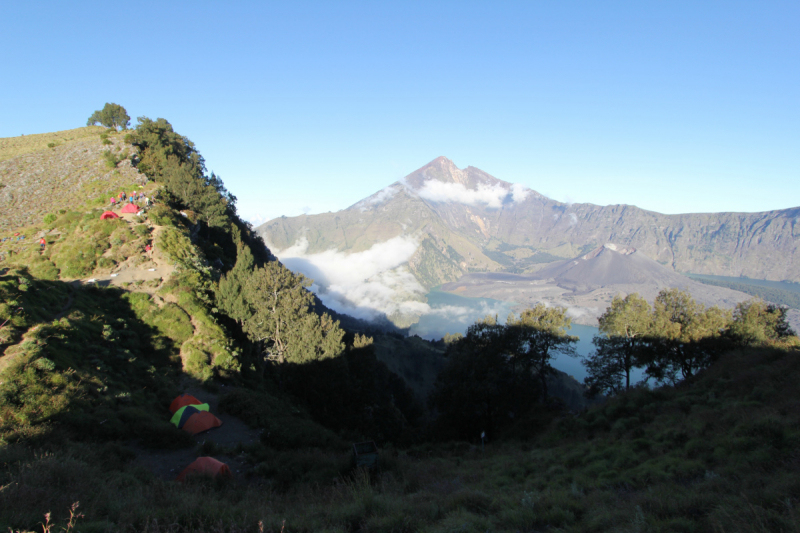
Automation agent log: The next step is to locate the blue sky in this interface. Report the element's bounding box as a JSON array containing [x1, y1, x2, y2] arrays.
[[2, 1, 798, 223]]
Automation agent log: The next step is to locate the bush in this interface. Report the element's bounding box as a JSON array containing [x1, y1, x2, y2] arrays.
[[103, 150, 120, 169], [148, 204, 178, 227], [43, 213, 57, 225], [133, 224, 150, 238], [96, 257, 116, 269]]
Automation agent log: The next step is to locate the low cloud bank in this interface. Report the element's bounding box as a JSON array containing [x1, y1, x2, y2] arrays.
[[275, 236, 512, 333], [413, 180, 530, 208], [276, 236, 428, 322]]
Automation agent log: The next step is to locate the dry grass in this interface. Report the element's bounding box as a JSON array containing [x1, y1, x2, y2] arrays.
[[0, 126, 106, 162], [0, 127, 144, 230]]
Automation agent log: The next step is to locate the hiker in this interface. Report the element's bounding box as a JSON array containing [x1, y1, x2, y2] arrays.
[[110, 197, 116, 205], [39, 237, 46, 250], [145, 244, 152, 257], [144, 196, 150, 207]]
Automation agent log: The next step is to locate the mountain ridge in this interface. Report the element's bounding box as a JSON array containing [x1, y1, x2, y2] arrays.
[[257, 156, 799, 328], [259, 156, 799, 283]]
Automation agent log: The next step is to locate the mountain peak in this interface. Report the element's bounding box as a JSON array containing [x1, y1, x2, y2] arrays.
[[581, 243, 637, 260], [404, 157, 507, 191], [407, 156, 463, 184]]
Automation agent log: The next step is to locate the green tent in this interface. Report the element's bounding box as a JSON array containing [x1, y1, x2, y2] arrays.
[[170, 403, 209, 428]]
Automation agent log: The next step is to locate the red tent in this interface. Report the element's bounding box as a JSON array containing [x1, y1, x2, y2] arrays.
[[182, 411, 223, 435], [176, 457, 232, 482], [100, 211, 119, 220], [121, 203, 139, 214], [169, 394, 203, 414]]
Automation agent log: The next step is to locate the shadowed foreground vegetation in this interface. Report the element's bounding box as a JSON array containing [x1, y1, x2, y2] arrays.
[[2, 341, 798, 532]]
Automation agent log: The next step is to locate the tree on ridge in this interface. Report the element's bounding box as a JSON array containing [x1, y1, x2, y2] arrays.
[[87, 103, 130, 130]]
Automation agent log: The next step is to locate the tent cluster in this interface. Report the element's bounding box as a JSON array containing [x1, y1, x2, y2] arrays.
[[169, 394, 232, 483], [169, 394, 223, 435]]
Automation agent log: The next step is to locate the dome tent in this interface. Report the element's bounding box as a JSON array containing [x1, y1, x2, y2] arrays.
[[169, 394, 202, 414], [100, 211, 119, 219], [121, 203, 139, 213], [176, 457, 232, 482], [182, 411, 223, 435], [170, 404, 210, 428]]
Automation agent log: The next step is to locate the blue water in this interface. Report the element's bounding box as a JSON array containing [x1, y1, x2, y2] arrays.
[[409, 290, 516, 340], [410, 291, 647, 383]]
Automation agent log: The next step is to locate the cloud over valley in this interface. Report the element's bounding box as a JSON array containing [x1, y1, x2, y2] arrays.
[[412, 179, 530, 208], [273, 236, 512, 333], [274, 236, 428, 322]]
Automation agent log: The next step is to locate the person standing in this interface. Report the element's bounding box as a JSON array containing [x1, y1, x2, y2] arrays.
[[39, 237, 46, 250]]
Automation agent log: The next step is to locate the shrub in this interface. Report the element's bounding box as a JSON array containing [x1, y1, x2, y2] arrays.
[[133, 224, 150, 239], [43, 213, 57, 225], [148, 205, 178, 227], [96, 257, 116, 269], [103, 150, 120, 169]]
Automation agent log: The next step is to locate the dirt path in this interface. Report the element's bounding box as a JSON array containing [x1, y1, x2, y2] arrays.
[[79, 219, 175, 293]]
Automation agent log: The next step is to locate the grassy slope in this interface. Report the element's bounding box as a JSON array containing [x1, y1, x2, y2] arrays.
[[0, 130, 343, 531], [0, 127, 139, 231]]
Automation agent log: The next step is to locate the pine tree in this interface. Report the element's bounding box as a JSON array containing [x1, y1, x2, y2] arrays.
[[216, 243, 255, 325], [241, 261, 344, 365]]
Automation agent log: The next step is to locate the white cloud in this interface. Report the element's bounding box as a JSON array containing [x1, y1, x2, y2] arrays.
[[354, 184, 400, 211], [275, 236, 429, 321], [510, 183, 530, 203], [248, 214, 269, 226], [568, 213, 578, 226], [413, 180, 529, 209]]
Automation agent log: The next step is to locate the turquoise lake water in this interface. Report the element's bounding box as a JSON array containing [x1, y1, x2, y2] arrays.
[[408, 290, 649, 383]]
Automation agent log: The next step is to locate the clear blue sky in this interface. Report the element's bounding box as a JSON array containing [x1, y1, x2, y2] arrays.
[[2, 1, 798, 222]]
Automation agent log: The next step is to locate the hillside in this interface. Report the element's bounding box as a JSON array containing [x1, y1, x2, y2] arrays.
[[0, 120, 424, 530], [0, 127, 140, 231]]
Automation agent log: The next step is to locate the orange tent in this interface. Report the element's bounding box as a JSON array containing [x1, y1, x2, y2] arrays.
[[169, 394, 203, 414], [100, 211, 119, 219], [176, 457, 232, 482], [182, 411, 223, 435], [121, 203, 139, 214]]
